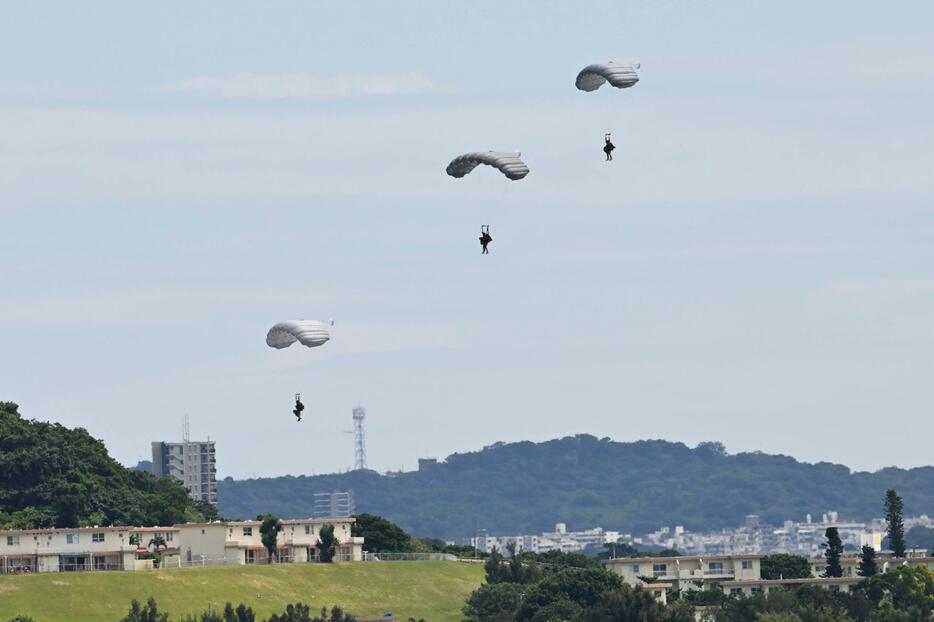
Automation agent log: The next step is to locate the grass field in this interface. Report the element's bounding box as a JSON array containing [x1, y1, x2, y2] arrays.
[[0, 561, 484, 622]]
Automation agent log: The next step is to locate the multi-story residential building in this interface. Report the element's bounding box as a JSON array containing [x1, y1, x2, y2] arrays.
[[177, 518, 363, 565], [151, 440, 217, 505], [605, 554, 762, 593], [1, 518, 363, 574]]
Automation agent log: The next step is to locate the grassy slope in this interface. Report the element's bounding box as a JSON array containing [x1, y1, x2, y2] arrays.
[[0, 561, 483, 622]]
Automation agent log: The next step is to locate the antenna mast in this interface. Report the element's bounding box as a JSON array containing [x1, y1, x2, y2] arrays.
[[352, 407, 367, 471]]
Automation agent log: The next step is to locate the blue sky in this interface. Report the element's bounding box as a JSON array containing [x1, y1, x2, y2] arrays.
[[2, 1, 933, 478]]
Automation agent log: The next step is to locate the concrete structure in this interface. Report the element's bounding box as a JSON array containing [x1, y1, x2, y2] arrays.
[[605, 554, 762, 592], [0, 526, 171, 573], [313, 491, 356, 519], [1, 518, 363, 574], [151, 440, 217, 505]]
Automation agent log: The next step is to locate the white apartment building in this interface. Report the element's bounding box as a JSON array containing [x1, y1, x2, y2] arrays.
[[605, 553, 762, 593], [1, 526, 162, 573], [177, 518, 363, 566], [151, 440, 217, 505], [1, 518, 363, 574]]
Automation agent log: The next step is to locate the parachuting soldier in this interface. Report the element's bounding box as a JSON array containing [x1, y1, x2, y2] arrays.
[[479, 225, 492, 254], [293, 394, 305, 422]]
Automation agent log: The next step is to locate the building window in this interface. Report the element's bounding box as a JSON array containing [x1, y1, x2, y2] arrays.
[[165, 532, 174, 542], [92, 533, 105, 543], [652, 564, 667, 577], [751, 587, 762, 594], [630, 564, 640, 574], [708, 562, 724, 573], [66, 534, 80, 544], [730, 588, 742, 597], [6, 535, 20, 546], [654, 590, 662, 598], [742, 560, 753, 570], [245, 549, 255, 564], [829, 585, 840, 593], [243, 527, 253, 537], [305, 525, 311, 535]]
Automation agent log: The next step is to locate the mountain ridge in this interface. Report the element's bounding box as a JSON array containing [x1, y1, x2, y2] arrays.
[[217, 435, 934, 540]]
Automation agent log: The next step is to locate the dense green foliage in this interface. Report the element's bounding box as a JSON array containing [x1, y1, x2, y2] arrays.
[[351, 513, 413, 553], [884, 490, 906, 558], [217, 435, 934, 538], [0, 401, 215, 529], [464, 548, 622, 621], [761, 554, 813, 580], [573, 586, 694, 622]]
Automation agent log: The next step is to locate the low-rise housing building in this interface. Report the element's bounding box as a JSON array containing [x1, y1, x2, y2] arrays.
[[1, 518, 363, 574], [605, 554, 762, 592], [604, 552, 934, 604]]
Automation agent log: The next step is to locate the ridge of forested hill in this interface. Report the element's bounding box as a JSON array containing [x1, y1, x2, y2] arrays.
[[0, 401, 216, 529], [217, 435, 934, 540]]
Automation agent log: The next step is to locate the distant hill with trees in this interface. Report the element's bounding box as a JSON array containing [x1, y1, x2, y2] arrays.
[[0, 401, 216, 529], [217, 435, 934, 540]]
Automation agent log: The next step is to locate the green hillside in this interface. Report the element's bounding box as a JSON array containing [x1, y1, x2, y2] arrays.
[[0, 561, 483, 622], [219, 435, 934, 539], [0, 401, 214, 530]]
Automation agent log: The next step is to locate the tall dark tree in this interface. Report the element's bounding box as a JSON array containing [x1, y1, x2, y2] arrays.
[[258, 514, 283, 563], [823, 527, 844, 578], [857, 545, 878, 577], [885, 489, 907, 558], [350, 513, 412, 553], [317, 523, 338, 563]]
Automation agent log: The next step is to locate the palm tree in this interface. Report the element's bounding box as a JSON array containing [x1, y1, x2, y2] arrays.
[[148, 535, 167, 552]]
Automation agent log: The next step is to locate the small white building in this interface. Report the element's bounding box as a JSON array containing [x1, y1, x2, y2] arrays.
[[1, 526, 161, 573]]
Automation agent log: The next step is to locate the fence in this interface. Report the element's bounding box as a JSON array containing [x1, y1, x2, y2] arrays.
[[363, 552, 459, 561]]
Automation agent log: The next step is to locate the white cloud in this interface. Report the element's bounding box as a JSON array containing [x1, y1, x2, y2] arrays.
[[167, 72, 446, 100]]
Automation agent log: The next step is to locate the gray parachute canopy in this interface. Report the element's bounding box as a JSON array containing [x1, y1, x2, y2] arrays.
[[446, 151, 530, 181], [266, 320, 331, 349], [575, 62, 640, 92]]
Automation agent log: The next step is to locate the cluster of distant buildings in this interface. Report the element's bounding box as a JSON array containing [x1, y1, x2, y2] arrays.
[[470, 511, 934, 559], [471, 522, 620, 555], [636, 511, 934, 557]]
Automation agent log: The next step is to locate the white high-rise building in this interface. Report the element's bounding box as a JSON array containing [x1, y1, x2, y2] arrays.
[[151, 440, 217, 505]]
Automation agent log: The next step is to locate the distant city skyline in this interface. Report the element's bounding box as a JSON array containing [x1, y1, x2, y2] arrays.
[[3, 1, 934, 478]]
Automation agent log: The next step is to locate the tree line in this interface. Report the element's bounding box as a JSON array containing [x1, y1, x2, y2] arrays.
[[217, 435, 934, 539]]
